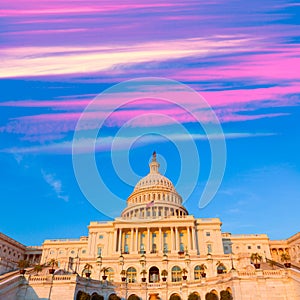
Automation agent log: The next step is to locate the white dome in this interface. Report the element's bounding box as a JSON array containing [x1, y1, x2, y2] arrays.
[[121, 152, 188, 220], [134, 173, 176, 192]]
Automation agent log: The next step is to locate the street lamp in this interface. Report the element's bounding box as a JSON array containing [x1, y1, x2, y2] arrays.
[[140, 254, 146, 268], [97, 254, 102, 280], [184, 249, 191, 265], [230, 253, 236, 271], [162, 253, 168, 262]]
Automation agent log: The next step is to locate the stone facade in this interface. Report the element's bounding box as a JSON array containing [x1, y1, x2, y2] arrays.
[[1, 153, 300, 299]]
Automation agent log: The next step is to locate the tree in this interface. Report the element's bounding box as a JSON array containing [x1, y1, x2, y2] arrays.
[[33, 264, 43, 275], [48, 259, 58, 269], [18, 260, 29, 270], [250, 253, 262, 264], [101, 267, 110, 276], [281, 253, 291, 263]]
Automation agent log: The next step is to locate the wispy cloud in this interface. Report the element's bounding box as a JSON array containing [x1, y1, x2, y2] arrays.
[[1, 131, 275, 155], [0, 35, 257, 78], [41, 170, 68, 202]]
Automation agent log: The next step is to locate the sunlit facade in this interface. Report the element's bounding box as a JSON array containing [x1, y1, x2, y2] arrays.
[[1, 153, 300, 300]]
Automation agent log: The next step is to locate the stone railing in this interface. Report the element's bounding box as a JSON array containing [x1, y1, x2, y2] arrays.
[[29, 274, 77, 282]]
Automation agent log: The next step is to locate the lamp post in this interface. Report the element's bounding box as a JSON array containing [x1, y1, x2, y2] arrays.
[[96, 254, 102, 281], [230, 253, 236, 271]]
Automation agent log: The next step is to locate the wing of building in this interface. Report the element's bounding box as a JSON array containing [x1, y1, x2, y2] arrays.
[[1, 153, 300, 300]]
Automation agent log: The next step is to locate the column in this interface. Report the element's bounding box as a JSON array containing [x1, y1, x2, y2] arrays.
[[130, 228, 134, 253], [118, 229, 122, 253], [113, 229, 117, 253], [187, 227, 191, 251], [171, 227, 174, 252], [159, 227, 162, 252], [147, 228, 151, 253], [175, 227, 179, 251], [135, 228, 139, 253], [192, 227, 196, 251]]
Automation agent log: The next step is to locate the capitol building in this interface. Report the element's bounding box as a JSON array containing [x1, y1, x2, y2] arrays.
[[1, 153, 300, 300]]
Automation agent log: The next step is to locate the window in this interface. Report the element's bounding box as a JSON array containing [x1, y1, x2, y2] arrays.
[[207, 244, 212, 254], [164, 243, 168, 253], [82, 249, 86, 254], [194, 265, 202, 280], [206, 232, 211, 237], [248, 246, 252, 250], [194, 265, 206, 279], [127, 267, 137, 283], [257, 245, 261, 249], [99, 235, 104, 239], [106, 268, 114, 282], [97, 247, 102, 255], [179, 243, 185, 252], [171, 266, 182, 282], [124, 244, 129, 253]]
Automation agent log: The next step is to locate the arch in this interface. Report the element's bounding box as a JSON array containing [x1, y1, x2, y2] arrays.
[[149, 266, 160, 282], [91, 293, 104, 300], [170, 293, 182, 300], [220, 290, 233, 300], [127, 267, 137, 283], [188, 292, 201, 300], [128, 295, 140, 300], [108, 294, 121, 300], [171, 265, 182, 282], [205, 291, 219, 300], [76, 291, 90, 300]]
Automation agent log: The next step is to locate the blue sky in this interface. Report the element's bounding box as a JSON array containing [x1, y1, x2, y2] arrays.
[[0, 0, 300, 246]]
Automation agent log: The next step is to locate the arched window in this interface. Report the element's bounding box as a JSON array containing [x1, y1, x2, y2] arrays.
[[127, 267, 137, 283], [106, 267, 114, 282], [194, 265, 202, 280], [171, 266, 182, 282], [217, 263, 227, 274]]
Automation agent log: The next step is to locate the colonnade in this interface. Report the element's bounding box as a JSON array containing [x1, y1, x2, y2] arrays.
[[113, 225, 197, 254]]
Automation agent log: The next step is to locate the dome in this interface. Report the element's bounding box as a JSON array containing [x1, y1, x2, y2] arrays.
[[134, 168, 176, 194], [121, 152, 188, 220]]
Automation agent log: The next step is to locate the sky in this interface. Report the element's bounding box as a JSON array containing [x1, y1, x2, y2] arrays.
[[1, 0, 300, 246]]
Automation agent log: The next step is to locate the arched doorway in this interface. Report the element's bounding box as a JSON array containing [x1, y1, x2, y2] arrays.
[[188, 292, 201, 300], [108, 294, 121, 300], [91, 293, 104, 300], [170, 293, 181, 300], [220, 289, 233, 300], [205, 290, 219, 300], [149, 266, 160, 282], [128, 294, 140, 300]]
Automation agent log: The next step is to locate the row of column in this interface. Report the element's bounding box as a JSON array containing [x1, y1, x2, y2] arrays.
[[123, 206, 186, 219], [113, 226, 197, 254]]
